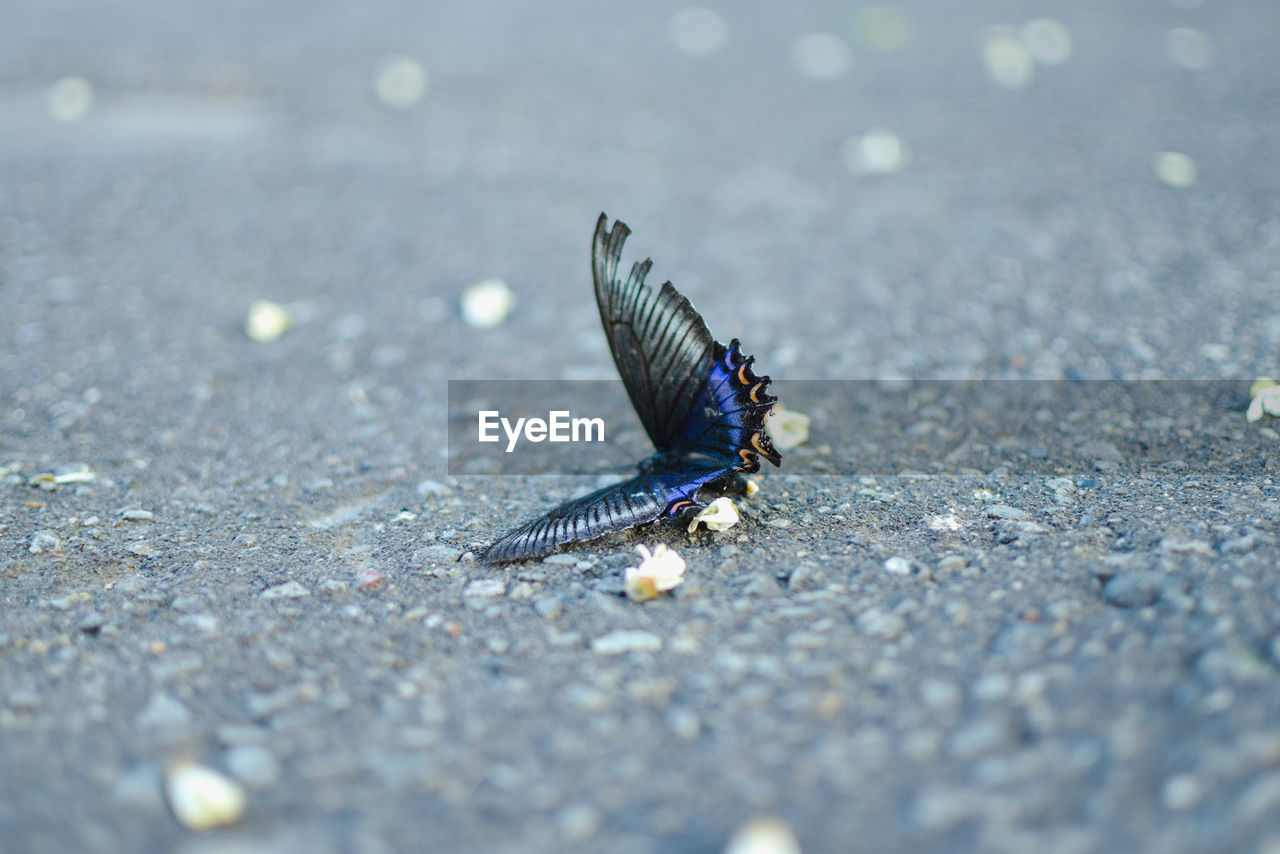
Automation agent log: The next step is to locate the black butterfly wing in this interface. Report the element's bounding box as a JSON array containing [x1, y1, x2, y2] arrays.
[[672, 338, 782, 473], [592, 214, 715, 453], [478, 474, 669, 564]]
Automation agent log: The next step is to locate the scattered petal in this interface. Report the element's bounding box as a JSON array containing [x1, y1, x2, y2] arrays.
[[841, 130, 908, 175], [792, 33, 852, 80], [48, 76, 94, 122], [724, 817, 802, 854], [851, 7, 913, 52], [767, 407, 811, 450], [1154, 151, 1197, 188], [244, 299, 292, 342], [687, 497, 740, 533], [374, 56, 428, 108], [460, 279, 515, 329], [1165, 28, 1214, 71], [1248, 382, 1280, 422], [625, 544, 686, 602], [982, 30, 1034, 89], [165, 761, 247, 830], [1019, 18, 1072, 66], [669, 8, 728, 57]]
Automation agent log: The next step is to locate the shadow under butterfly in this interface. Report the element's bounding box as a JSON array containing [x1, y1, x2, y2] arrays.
[[479, 214, 782, 563]]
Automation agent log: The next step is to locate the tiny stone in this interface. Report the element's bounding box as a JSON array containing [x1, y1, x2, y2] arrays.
[[858, 608, 906, 640], [1079, 441, 1123, 462], [1160, 537, 1213, 557], [787, 562, 826, 590], [29, 531, 61, 554], [225, 745, 280, 789], [261, 580, 311, 599], [543, 553, 579, 565], [127, 541, 158, 558], [508, 581, 536, 600], [137, 694, 192, 730], [667, 707, 701, 740], [1236, 772, 1280, 821], [557, 803, 603, 844], [884, 556, 913, 575], [465, 579, 505, 598], [920, 679, 963, 711], [8, 689, 41, 712], [415, 545, 463, 564], [938, 555, 967, 573], [118, 508, 155, 521], [113, 765, 165, 812], [533, 596, 564, 621], [1220, 535, 1259, 555], [416, 479, 450, 496], [1102, 572, 1166, 608], [985, 505, 1029, 520], [1162, 774, 1204, 811], [591, 629, 662, 655]]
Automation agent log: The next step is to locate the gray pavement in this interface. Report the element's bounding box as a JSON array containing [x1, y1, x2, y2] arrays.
[[3, 2, 1280, 852]]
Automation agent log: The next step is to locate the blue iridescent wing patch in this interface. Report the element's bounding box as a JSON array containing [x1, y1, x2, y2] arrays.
[[479, 214, 781, 563]]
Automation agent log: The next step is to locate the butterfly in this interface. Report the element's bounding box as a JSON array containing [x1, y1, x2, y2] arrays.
[[478, 213, 781, 563]]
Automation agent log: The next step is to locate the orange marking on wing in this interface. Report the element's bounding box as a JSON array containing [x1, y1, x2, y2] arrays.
[[736, 363, 751, 385], [738, 448, 755, 464], [749, 382, 764, 402], [751, 432, 771, 455]]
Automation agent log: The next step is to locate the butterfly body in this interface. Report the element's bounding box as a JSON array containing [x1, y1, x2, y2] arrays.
[[479, 215, 780, 563]]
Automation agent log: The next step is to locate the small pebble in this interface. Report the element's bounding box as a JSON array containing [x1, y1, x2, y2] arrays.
[[534, 596, 564, 621], [985, 505, 1028, 521], [261, 581, 311, 599], [118, 508, 155, 522], [1102, 572, 1166, 608], [465, 579, 506, 598], [225, 745, 280, 789], [858, 608, 906, 640], [591, 630, 662, 655], [884, 556, 913, 575], [558, 803, 603, 844], [28, 531, 61, 554]]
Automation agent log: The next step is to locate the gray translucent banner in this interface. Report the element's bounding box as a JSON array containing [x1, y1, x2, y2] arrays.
[[447, 380, 1271, 477]]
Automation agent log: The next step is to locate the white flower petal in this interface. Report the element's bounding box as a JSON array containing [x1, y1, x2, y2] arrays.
[[625, 544, 686, 602], [687, 497, 740, 533], [766, 408, 810, 450]]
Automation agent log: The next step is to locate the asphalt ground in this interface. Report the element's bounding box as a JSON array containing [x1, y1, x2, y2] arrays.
[[2, 2, 1280, 852]]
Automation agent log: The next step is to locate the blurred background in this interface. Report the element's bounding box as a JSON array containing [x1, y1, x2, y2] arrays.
[[4, 0, 1277, 409]]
